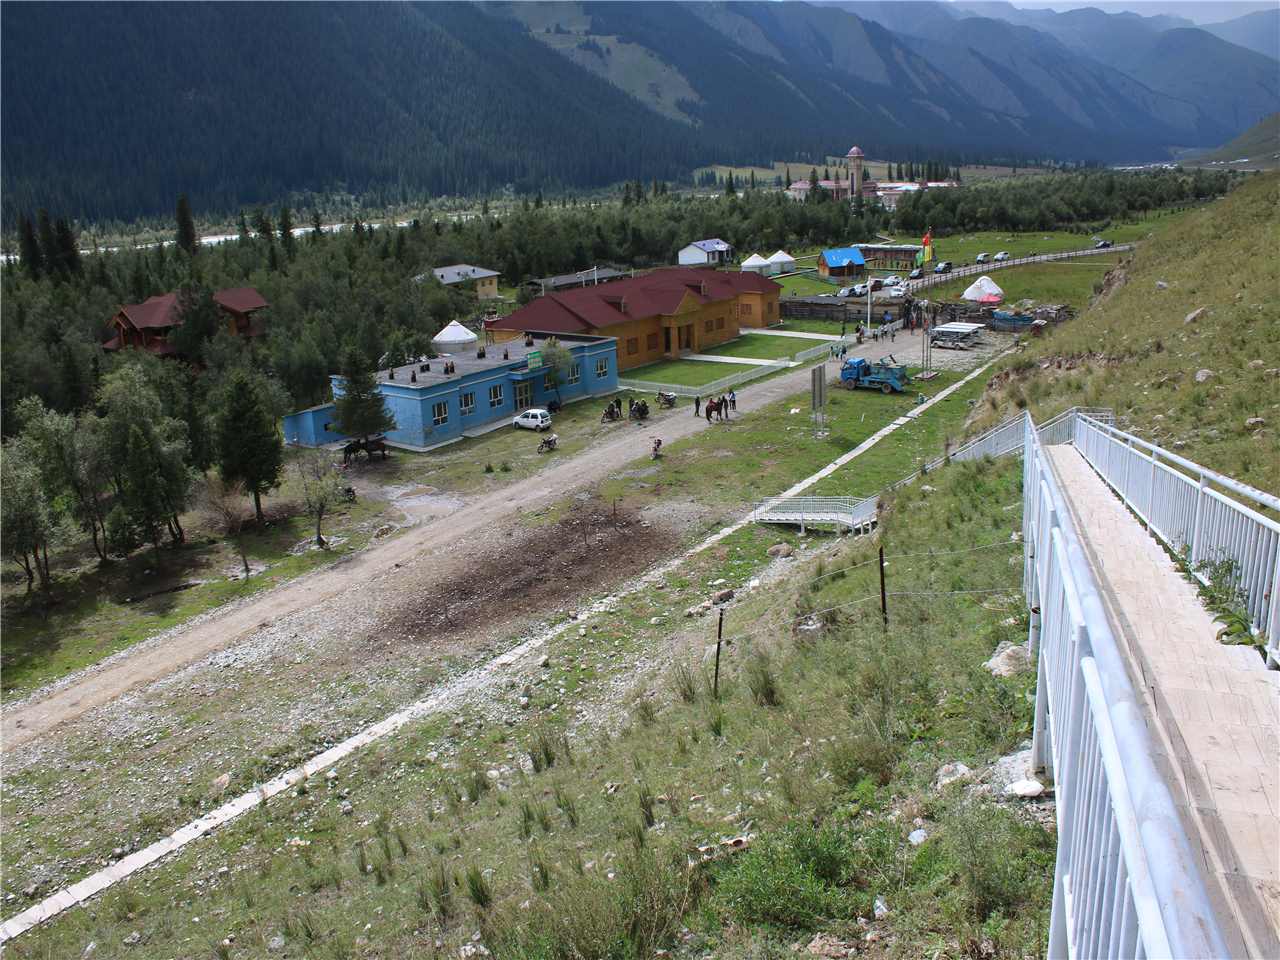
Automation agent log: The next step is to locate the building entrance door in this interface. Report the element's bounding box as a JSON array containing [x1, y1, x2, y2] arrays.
[[664, 327, 672, 356], [516, 381, 531, 410]]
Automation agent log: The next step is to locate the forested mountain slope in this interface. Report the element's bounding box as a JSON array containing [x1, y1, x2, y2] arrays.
[[1, 1, 1273, 224]]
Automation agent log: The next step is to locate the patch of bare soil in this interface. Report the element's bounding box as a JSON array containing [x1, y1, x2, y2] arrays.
[[381, 500, 680, 646]]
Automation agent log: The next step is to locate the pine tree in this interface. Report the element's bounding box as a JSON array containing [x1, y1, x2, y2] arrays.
[[37, 209, 58, 276], [214, 367, 283, 525], [279, 206, 296, 260], [724, 171, 736, 196], [311, 209, 323, 242], [18, 214, 42, 278], [175, 194, 198, 255], [54, 218, 81, 276], [785, 165, 792, 186], [334, 348, 395, 444], [237, 211, 251, 244], [749, 169, 756, 191]]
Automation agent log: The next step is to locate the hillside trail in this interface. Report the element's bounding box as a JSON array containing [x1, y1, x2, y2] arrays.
[[2, 342, 917, 750]]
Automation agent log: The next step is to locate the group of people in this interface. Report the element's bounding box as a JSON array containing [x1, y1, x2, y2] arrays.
[[694, 391, 736, 423]]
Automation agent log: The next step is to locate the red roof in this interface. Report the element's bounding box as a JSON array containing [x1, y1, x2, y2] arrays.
[[213, 287, 268, 314], [119, 292, 180, 330], [489, 268, 779, 335]]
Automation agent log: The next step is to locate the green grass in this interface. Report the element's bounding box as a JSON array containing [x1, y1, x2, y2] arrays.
[[929, 210, 1187, 267], [776, 273, 838, 298], [928, 260, 1118, 309], [700, 334, 803, 362], [14, 454, 1050, 960], [770, 319, 844, 336], [971, 172, 1280, 496], [625, 358, 759, 387]]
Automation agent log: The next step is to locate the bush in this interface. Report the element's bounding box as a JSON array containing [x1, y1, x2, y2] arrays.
[[745, 652, 782, 707], [826, 725, 899, 787], [714, 828, 844, 928], [465, 864, 494, 910], [669, 661, 698, 704], [941, 800, 1054, 920]]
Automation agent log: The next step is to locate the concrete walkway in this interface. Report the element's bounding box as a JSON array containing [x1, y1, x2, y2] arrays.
[[1047, 445, 1280, 958], [683, 353, 791, 367], [747, 328, 842, 342]]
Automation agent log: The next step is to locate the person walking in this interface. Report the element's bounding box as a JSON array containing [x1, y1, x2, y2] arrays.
[[705, 401, 713, 424], [694, 395, 701, 416], [729, 390, 736, 412]]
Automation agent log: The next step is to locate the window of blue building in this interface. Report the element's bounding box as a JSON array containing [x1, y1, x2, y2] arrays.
[[568, 363, 581, 385], [432, 401, 448, 425], [461, 391, 475, 415], [595, 358, 608, 378], [489, 384, 504, 408]]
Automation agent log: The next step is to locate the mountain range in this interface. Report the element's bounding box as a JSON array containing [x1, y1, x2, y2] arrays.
[[1, 1, 1275, 225]]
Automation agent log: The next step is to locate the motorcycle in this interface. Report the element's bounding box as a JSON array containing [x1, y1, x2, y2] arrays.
[[341, 486, 357, 503], [537, 433, 559, 454], [601, 403, 621, 423], [655, 391, 677, 409], [629, 400, 650, 421]]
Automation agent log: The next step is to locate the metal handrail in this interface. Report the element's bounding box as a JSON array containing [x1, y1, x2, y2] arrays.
[[1073, 414, 1279, 663], [1024, 417, 1229, 958], [907, 244, 1133, 295]]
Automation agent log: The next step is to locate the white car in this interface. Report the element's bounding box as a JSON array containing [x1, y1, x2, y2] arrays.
[[888, 285, 908, 298], [975, 252, 989, 263], [513, 409, 553, 431], [883, 275, 902, 285], [993, 251, 1010, 261]]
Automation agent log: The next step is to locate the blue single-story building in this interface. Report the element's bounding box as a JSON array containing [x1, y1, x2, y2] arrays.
[[283, 333, 619, 450]]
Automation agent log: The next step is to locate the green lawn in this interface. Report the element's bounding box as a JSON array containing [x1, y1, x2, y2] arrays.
[[624, 358, 759, 387], [701, 334, 803, 362], [776, 273, 838, 297], [929, 209, 1189, 267], [928, 260, 1117, 309], [770, 319, 845, 336]]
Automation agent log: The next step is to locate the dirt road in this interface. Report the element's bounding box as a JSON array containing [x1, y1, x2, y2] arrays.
[[3, 347, 916, 750]]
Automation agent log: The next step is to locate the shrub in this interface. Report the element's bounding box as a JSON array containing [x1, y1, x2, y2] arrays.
[[707, 706, 725, 738], [826, 726, 898, 787], [554, 785, 579, 828], [714, 829, 842, 928], [669, 662, 698, 704], [637, 782, 656, 827], [634, 696, 657, 726], [941, 800, 1054, 920], [745, 652, 782, 707], [529, 730, 557, 773], [484, 463, 495, 474], [465, 865, 494, 910]]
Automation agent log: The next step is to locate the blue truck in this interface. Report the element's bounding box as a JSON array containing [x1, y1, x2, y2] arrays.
[[839, 356, 911, 393]]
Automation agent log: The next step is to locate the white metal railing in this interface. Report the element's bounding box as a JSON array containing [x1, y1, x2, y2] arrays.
[[793, 341, 836, 363], [1023, 415, 1228, 959], [752, 495, 874, 532], [1072, 414, 1280, 665]]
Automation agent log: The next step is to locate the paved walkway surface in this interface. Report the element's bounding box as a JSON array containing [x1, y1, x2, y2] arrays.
[[747, 328, 842, 341], [683, 353, 790, 367], [1047, 445, 1280, 958]]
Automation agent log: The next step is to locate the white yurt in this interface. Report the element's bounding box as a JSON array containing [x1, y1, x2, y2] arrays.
[[766, 250, 797, 276], [961, 275, 1005, 303], [431, 319, 479, 352], [740, 253, 771, 275]]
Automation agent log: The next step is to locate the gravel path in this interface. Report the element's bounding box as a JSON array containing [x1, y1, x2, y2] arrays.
[[2, 346, 915, 749]]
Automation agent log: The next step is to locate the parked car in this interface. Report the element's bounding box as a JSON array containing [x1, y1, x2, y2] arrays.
[[975, 252, 989, 263], [883, 275, 902, 285], [908, 268, 923, 280], [933, 261, 952, 274], [993, 251, 1010, 261], [513, 409, 553, 431], [1095, 239, 1113, 249], [837, 287, 854, 298], [888, 285, 908, 298]]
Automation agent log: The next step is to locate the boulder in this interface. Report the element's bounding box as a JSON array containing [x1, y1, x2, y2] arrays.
[[805, 933, 856, 958], [908, 828, 928, 846], [983, 641, 1031, 678], [712, 588, 735, 604], [1003, 779, 1045, 799], [1194, 369, 1214, 384], [1245, 417, 1265, 430], [934, 761, 973, 790], [766, 543, 793, 559], [1183, 307, 1205, 324], [210, 772, 231, 797], [1155, 280, 1168, 290]]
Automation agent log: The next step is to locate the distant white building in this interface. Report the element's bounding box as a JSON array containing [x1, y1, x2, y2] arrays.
[[740, 253, 771, 275], [766, 250, 796, 275], [678, 238, 734, 266]]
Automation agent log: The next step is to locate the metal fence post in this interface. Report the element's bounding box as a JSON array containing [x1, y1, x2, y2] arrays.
[[1189, 475, 1206, 567]]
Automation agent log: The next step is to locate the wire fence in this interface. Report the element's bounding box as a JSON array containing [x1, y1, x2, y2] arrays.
[[907, 244, 1133, 296]]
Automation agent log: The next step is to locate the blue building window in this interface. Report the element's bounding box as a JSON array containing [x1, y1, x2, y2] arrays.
[[567, 363, 581, 385], [489, 384, 504, 408], [432, 401, 448, 426], [461, 391, 475, 415], [595, 358, 608, 379]]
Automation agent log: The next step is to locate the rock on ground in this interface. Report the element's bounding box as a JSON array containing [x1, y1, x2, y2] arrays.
[[983, 641, 1031, 678]]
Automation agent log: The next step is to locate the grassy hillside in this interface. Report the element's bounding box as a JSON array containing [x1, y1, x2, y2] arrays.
[[971, 172, 1280, 495], [1188, 113, 1280, 171]]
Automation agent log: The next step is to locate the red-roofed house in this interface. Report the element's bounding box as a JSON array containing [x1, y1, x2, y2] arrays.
[[485, 268, 780, 371], [104, 287, 269, 356]]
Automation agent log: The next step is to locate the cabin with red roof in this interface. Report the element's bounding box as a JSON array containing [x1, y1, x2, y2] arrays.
[[485, 268, 780, 372], [104, 287, 268, 356]]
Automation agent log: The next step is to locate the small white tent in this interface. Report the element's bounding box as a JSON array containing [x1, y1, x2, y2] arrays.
[[431, 320, 479, 352], [766, 250, 796, 276], [740, 253, 771, 275], [961, 275, 1005, 303]]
